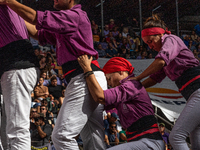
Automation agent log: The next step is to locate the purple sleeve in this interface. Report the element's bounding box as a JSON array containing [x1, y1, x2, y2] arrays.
[[149, 68, 166, 83], [36, 10, 79, 34], [38, 29, 56, 46], [104, 81, 139, 108], [155, 37, 180, 65]]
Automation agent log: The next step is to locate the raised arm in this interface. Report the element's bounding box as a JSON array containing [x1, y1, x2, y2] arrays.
[[1, 0, 37, 25], [77, 55, 105, 104]]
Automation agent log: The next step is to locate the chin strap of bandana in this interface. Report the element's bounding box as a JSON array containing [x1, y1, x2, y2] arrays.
[[141, 27, 171, 38]]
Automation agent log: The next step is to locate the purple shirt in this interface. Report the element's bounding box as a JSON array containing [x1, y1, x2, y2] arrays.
[[36, 4, 98, 66], [0, 6, 28, 48], [150, 34, 199, 82], [104, 74, 154, 129]]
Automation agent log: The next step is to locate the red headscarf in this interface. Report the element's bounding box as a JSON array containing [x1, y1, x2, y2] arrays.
[[141, 27, 171, 38], [103, 57, 134, 75]]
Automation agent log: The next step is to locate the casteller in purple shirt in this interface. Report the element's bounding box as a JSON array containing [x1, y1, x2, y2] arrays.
[[150, 34, 199, 82], [104, 73, 154, 129], [36, 4, 98, 66]]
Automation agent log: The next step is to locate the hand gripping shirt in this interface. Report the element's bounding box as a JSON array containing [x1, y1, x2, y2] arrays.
[[36, 4, 98, 66]]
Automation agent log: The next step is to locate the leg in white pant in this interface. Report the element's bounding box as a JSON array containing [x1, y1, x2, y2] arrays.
[[169, 88, 200, 150], [52, 71, 107, 150], [1, 68, 38, 150], [106, 138, 164, 150]]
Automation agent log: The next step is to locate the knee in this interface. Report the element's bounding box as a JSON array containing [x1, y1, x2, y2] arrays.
[[169, 129, 187, 145]]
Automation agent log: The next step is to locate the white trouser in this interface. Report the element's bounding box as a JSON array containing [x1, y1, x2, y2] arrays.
[[107, 138, 165, 150], [1, 68, 39, 150], [52, 71, 107, 150], [169, 88, 200, 150]]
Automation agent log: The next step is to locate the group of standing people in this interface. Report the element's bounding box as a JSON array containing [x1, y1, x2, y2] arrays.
[[0, 0, 200, 150]]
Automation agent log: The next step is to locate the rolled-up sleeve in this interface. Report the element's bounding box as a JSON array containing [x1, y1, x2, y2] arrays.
[[36, 10, 79, 34], [104, 82, 139, 108], [155, 37, 180, 65]]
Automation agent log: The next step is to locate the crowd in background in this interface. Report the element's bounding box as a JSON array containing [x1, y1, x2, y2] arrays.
[[27, 18, 200, 150]]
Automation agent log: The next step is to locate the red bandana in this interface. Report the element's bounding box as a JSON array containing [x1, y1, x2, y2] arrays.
[[103, 57, 134, 75], [141, 27, 171, 38]]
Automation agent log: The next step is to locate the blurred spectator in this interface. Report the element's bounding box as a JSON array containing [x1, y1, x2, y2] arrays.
[[119, 128, 127, 143], [105, 122, 119, 148], [34, 46, 41, 59], [58, 89, 66, 107], [159, 123, 169, 150], [31, 113, 53, 147], [137, 51, 147, 59], [193, 49, 200, 61], [40, 70, 50, 86], [56, 74, 68, 87], [104, 25, 110, 38], [194, 23, 200, 36], [40, 105, 54, 127], [39, 55, 47, 70], [147, 53, 153, 59], [127, 34, 135, 49], [30, 108, 39, 125], [112, 26, 119, 38], [91, 20, 99, 35], [190, 30, 198, 42], [96, 43, 107, 58], [106, 31, 114, 43], [116, 33, 123, 46], [183, 35, 190, 47], [119, 45, 129, 59], [196, 44, 200, 53], [48, 76, 65, 100], [188, 40, 196, 52], [34, 77, 49, 100], [104, 112, 121, 132], [122, 27, 129, 38], [109, 19, 115, 30], [106, 43, 118, 58], [99, 36, 108, 50]]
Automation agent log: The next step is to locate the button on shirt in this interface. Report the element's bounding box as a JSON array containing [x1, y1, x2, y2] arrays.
[[36, 4, 98, 66], [150, 34, 199, 82], [104, 74, 154, 129], [0, 6, 28, 48]]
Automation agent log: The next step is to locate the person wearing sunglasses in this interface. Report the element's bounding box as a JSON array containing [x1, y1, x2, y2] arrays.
[[105, 122, 119, 148]]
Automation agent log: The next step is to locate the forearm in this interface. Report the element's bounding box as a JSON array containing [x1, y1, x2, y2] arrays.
[[25, 21, 38, 40], [86, 74, 105, 104], [136, 58, 165, 81], [6, 0, 37, 25], [142, 77, 157, 88], [115, 136, 119, 145], [37, 126, 46, 138]]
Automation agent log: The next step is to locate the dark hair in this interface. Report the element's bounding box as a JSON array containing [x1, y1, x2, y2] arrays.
[[74, 0, 81, 4], [143, 14, 167, 30], [109, 122, 117, 127], [51, 76, 57, 82]]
